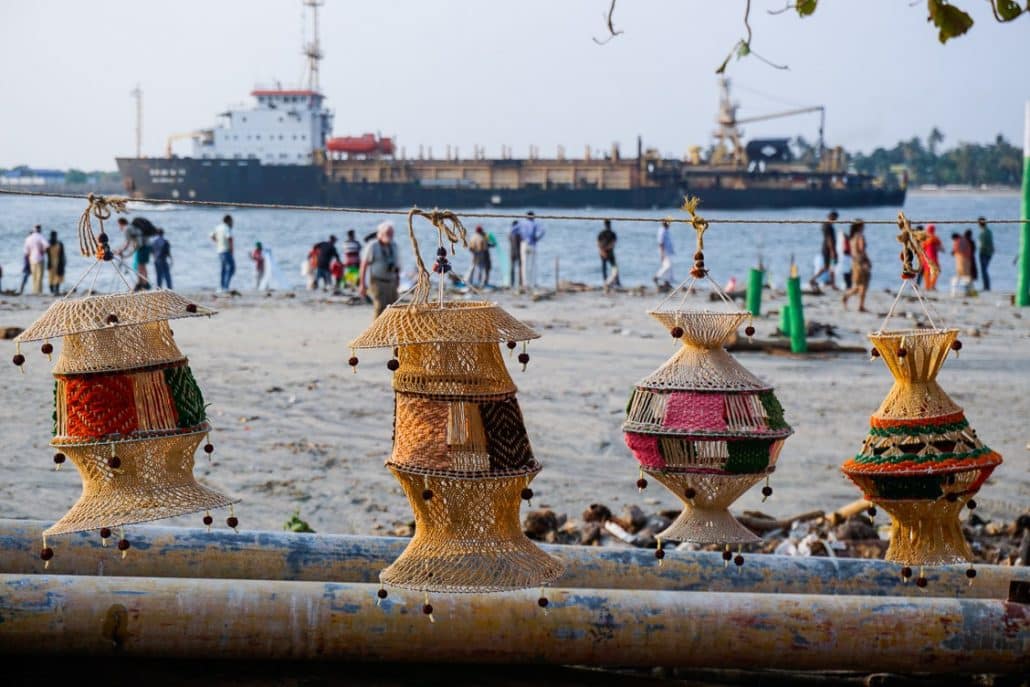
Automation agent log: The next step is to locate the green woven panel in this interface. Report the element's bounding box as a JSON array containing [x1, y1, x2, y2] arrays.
[[164, 365, 207, 428], [725, 439, 771, 474], [871, 475, 943, 500], [759, 391, 789, 431], [852, 445, 992, 467]]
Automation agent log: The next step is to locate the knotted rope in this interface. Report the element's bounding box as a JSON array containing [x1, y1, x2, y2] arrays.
[[76, 193, 128, 259], [879, 211, 940, 332], [404, 208, 469, 307], [656, 196, 736, 311]]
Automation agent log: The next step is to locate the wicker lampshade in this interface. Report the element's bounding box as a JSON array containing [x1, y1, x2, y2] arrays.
[[350, 210, 563, 603], [13, 218, 236, 563]]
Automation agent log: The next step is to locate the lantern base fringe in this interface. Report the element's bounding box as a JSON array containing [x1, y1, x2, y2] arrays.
[[648, 470, 766, 544], [880, 498, 973, 566], [380, 465, 564, 593]]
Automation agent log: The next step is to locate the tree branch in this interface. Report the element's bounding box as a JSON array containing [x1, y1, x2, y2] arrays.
[[592, 0, 625, 45]]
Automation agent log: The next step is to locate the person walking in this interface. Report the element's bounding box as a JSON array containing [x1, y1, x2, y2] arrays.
[[116, 217, 151, 290], [466, 225, 491, 288], [810, 210, 838, 290], [342, 229, 362, 288], [964, 229, 978, 286], [210, 214, 235, 292], [508, 220, 522, 290], [977, 217, 993, 291], [597, 219, 619, 288], [250, 241, 268, 290], [950, 232, 973, 296], [517, 212, 544, 290], [312, 235, 340, 291], [835, 220, 852, 289], [841, 221, 871, 313], [151, 228, 173, 289], [654, 220, 675, 291], [46, 230, 66, 296], [359, 221, 400, 318], [921, 224, 942, 291], [23, 225, 49, 295]]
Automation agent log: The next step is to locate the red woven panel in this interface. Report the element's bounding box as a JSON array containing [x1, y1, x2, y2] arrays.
[[625, 432, 665, 469], [63, 374, 139, 440], [663, 392, 726, 432]]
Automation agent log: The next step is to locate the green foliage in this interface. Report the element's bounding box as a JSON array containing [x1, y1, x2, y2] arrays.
[[284, 510, 315, 533], [994, 0, 1024, 21], [795, 0, 818, 17], [849, 130, 1023, 187], [927, 0, 974, 43]]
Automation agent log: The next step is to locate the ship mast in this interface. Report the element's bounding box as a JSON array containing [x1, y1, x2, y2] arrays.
[[303, 0, 324, 92], [130, 84, 143, 158]]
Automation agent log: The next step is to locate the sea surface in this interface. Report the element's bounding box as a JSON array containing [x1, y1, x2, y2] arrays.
[[0, 191, 1021, 294]]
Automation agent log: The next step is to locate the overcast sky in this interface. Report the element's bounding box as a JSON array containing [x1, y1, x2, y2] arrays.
[[1, 1, 1026, 170]]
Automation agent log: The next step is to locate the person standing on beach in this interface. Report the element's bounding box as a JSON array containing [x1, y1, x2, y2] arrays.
[[23, 225, 49, 295], [835, 221, 852, 289], [977, 217, 993, 291], [921, 225, 942, 291], [17, 254, 30, 295], [964, 229, 978, 286], [210, 215, 235, 292], [517, 211, 544, 290], [654, 220, 675, 291], [312, 235, 340, 291], [597, 219, 619, 288], [466, 225, 490, 288], [359, 221, 400, 318], [950, 232, 973, 296], [508, 220, 522, 290], [841, 221, 870, 313], [116, 218, 151, 290], [151, 229, 172, 289], [342, 229, 362, 288], [46, 230, 66, 296], [810, 210, 838, 290], [250, 241, 267, 290]]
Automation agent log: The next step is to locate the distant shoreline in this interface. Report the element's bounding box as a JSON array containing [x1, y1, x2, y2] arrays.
[[909, 186, 1019, 196]]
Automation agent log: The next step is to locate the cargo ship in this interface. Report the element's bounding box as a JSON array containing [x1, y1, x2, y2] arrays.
[[116, 2, 905, 210]]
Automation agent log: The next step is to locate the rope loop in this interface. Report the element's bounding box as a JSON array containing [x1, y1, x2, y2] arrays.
[[683, 196, 710, 279], [404, 207, 469, 307], [77, 193, 128, 258]]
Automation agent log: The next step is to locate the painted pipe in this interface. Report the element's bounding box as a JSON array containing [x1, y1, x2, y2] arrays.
[[1018, 100, 1030, 307], [779, 304, 792, 337], [1, 574, 1027, 672], [786, 273, 807, 353], [3, 520, 1026, 599], [746, 267, 763, 317]]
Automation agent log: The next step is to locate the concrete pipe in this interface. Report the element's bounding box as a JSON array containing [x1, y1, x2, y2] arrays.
[[0, 574, 1027, 673], [2, 519, 1026, 599]]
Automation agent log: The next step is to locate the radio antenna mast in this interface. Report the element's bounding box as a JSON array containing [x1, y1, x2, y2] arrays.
[[303, 0, 324, 92], [130, 84, 143, 158]]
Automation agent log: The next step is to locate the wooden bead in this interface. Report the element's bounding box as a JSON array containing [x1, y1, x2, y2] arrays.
[[12, 354, 25, 366], [202, 515, 214, 526], [40, 547, 54, 561], [946, 492, 958, 502], [99, 527, 112, 539], [684, 487, 696, 499], [106, 314, 119, 324], [107, 456, 122, 469], [203, 443, 214, 454], [377, 588, 388, 599], [916, 576, 928, 588], [966, 499, 977, 510], [518, 353, 530, 365], [901, 566, 913, 579], [506, 341, 517, 350], [348, 356, 359, 367], [654, 549, 665, 560], [53, 453, 66, 465], [867, 506, 877, 518], [744, 326, 755, 337], [897, 348, 907, 358], [965, 568, 977, 579], [670, 327, 684, 339], [734, 554, 744, 567], [636, 478, 647, 490], [422, 489, 434, 501], [117, 539, 131, 551], [387, 359, 400, 371], [41, 343, 53, 355], [721, 550, 732, 561], [871, 348, 880, 358], [422, 603, 433, 615], [761, 486, 773, 497], [951, 340, 962, 351], [520, 488, 534, 501], [226, 516, 239, 529], [537, 597, 549, 608], [186, 303, 198, 313]]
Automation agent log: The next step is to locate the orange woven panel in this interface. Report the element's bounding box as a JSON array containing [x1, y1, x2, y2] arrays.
[[63, 374, 138, 440]]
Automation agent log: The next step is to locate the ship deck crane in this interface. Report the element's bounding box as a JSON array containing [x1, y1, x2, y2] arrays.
[[165, 131, 209, 158], [735, 105, 825, 159]]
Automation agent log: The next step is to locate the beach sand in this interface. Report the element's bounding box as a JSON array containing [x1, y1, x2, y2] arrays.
[[1, 283, 1027, 535]]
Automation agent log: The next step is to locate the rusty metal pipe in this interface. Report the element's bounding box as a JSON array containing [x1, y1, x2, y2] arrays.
[[2, 519, 1025, 599], [0, 574, 1027, 672]]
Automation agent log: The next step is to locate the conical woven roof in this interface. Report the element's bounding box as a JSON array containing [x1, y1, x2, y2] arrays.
[[350, 300, 538, 349], [15, 291, 214, 343]]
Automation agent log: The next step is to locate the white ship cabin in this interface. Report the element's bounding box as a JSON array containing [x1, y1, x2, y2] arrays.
[[191, 89, 334, 164]]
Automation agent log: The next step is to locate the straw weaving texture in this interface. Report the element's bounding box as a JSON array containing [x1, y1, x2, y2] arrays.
[[53, 321, 184, 375], [878, 499, 975, 565], [380, 465, 565, 592], [15, 291, 213, 343], [392, 342, 516, 398], [647, 470, 766, 544], [350, 301, 538, 349], [44, 433, 235, 536]]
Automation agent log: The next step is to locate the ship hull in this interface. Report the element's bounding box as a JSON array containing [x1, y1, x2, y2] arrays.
[[116, 158, 906, 210]]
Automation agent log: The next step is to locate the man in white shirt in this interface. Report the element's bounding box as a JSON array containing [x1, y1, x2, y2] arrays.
[[516, 211, 544, 290], [210, 215, 235, 292], [654, 220, 675, 291], [23, 225, 49, 295], [359, 221, 400, 318]]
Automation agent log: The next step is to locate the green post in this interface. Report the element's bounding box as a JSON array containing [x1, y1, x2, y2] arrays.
[[786, 269, 807, 353], [746, 267, 764, 317], [779, 305, 791, 337], [1018, 101, 1030, 307]]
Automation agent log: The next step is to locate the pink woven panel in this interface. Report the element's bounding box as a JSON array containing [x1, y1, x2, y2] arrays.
[[625, 432, 665, 469], [663, 392, 726, 432]]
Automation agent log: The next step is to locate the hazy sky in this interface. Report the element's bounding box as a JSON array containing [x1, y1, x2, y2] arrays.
[[1, 1, 1026, 170]]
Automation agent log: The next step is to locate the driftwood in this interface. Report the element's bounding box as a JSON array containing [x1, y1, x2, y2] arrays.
[[726, 338, 866, 354], [737, 509, 826, 534]]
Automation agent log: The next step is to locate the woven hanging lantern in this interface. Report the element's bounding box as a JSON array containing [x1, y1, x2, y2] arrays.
[[350, 209, 563, 615], [12, 196, 236, 565], [623, 199, 792, 564], [841, 213, 1002, 584]]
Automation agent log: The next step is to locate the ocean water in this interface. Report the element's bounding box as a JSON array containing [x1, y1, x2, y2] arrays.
[[0, 192, 1021, 294]]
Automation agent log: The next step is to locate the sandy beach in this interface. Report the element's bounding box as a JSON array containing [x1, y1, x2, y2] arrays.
[[1, 282, 1027, 536]]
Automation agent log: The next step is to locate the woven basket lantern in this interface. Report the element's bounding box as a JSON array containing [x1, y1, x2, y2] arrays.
[[623, 200, 792, 565], [349, 210, 563, 615], [841, 213, 1002, 584], [11, 197, 237, 565]]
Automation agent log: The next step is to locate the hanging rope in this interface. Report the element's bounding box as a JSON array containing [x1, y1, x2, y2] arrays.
[[76, 193, 128, 258], [3, 188, 1027, 227], [403, 208, 469, 307], [879, 211, 941, 332]]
